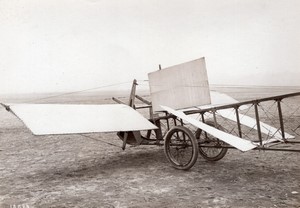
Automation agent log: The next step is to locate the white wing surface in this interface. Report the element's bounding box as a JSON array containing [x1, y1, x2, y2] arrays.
[[8, 104, 157, 135], [180, 91, 249, 113], [161, 105, 257, 152]]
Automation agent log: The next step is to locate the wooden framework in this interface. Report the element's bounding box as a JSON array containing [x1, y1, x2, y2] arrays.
[[114, 80, 300, 169]]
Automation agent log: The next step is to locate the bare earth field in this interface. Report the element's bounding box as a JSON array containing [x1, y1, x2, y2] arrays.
[[0, 87, 300, 208]]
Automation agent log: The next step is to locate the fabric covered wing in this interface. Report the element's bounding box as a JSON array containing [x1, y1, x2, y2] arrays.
[[161, 105, 257, 152], [8, 104, 157, 135], [180, 91, 249, 112]]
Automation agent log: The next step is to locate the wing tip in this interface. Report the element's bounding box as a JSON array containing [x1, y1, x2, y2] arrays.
[[0, 103, 10, 111]]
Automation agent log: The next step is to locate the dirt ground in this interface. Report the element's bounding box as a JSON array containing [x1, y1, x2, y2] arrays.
[[0, 87, 300, 208]]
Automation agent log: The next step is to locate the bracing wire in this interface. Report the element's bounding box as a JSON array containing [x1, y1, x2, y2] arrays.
[[79, 134, 120, 148], [22, 81, 133, 103]]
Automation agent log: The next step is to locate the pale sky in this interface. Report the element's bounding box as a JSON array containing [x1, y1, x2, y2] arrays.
[[0, 0, 299, 94]]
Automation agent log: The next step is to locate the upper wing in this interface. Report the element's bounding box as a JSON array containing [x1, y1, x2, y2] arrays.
[[6, 103, 157, 135]]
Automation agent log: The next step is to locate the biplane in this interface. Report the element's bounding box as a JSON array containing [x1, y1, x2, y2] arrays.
[[1, 57, 300, 170]]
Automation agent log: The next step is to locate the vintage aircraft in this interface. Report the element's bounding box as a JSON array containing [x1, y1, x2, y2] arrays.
[[1, 57, 300, 170]]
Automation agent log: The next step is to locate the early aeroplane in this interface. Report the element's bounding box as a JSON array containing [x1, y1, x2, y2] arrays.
[[2, 57, 300, 170]]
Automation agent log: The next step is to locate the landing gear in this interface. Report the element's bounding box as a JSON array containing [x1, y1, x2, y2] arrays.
[[164, 126, 198, 170], [195, 121, 227, 161]]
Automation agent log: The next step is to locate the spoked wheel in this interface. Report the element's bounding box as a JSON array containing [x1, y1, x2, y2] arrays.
[[164, 126, 198, 170], [195, 121, 228, 161]]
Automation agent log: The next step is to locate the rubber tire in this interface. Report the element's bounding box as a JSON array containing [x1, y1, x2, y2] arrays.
[[195, 121, 228, 161], [164, 126, 199, 170]]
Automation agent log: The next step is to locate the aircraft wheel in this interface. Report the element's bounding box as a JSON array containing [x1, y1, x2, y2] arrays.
[[164, 126, 198, 170], [195, 121, 228, 161]]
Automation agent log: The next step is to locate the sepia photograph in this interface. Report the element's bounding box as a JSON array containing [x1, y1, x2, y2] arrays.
[[0, 0, 299, 207]]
